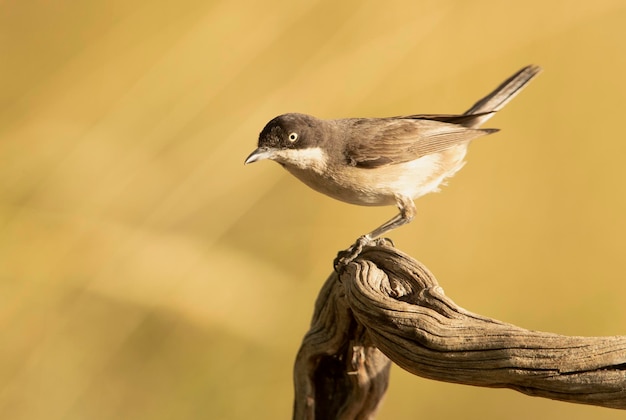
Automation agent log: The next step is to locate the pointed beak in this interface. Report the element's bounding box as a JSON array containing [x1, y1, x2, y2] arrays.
[[244, 147, 276, 164]]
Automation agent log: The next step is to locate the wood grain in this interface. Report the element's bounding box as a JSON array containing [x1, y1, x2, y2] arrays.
[[293, 244, 626, 419]]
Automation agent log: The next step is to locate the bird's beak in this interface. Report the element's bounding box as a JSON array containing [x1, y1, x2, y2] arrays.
[[244, 147, 276, 164]]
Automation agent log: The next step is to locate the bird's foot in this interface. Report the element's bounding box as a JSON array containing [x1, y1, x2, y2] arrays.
[[375, 237, 394, 248], [334, 236, 371, 273], [334, 236, 394, 273], [334, 236, 397, 273]]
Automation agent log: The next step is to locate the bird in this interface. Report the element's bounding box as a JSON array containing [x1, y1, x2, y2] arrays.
[[245, 65, 541, 264]]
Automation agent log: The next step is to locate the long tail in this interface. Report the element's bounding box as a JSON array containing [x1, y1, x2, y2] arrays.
[[463, 65, 542, 127]]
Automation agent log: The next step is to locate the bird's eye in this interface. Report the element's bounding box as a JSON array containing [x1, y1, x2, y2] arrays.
[[288, 132, 298, 143]]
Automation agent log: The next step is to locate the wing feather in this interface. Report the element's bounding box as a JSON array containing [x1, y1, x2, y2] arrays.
[[342, 117, 497, 168]]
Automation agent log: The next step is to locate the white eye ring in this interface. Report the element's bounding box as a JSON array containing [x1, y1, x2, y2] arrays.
[[288, 132, 298, 142]]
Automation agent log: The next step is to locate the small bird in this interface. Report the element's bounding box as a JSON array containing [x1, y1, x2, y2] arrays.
[[245, 65, 541, 261]]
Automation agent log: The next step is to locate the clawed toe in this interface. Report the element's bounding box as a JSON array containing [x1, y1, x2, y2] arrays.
[[333, 236, 397, 273], [334, 236, 372, 272]]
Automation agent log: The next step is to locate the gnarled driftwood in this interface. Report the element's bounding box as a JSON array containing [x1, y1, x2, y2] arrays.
[[293, 244, 626, 419]]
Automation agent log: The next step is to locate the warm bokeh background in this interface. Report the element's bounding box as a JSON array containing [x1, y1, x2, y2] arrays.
[[2, 1, 626, 419]]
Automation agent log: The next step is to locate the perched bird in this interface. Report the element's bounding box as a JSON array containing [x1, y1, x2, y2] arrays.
[[245, 65, 541, 260]]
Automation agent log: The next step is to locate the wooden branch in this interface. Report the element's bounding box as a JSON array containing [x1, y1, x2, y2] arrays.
[[293, 244, 626, 419]]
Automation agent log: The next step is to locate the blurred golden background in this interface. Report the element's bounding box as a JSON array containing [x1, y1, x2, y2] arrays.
[[1, 1, 626, 419]]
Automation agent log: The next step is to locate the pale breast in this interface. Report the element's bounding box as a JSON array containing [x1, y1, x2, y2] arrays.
[[284, 144, 469, 207]]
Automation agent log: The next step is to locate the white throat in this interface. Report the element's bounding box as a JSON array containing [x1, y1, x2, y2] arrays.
[[272, 147, 328, 172]]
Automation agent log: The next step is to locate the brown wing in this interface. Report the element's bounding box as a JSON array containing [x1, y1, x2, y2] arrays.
[[398, 112, 495, 127], [342, 117, 497, 168]]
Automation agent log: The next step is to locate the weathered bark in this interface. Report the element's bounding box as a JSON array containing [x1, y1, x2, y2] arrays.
[[293, 244, 626, 419]]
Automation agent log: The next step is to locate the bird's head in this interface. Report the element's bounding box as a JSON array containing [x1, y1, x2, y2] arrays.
[[245, 113, 329, 170]]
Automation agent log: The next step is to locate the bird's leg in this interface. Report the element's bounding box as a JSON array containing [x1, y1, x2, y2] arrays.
[[364, 195, 416, 241], [361, 194, 416, 244], [334, 196, 415, 271]]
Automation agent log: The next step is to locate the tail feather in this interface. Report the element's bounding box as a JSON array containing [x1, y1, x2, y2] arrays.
[[463, 65, 542, 127]]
